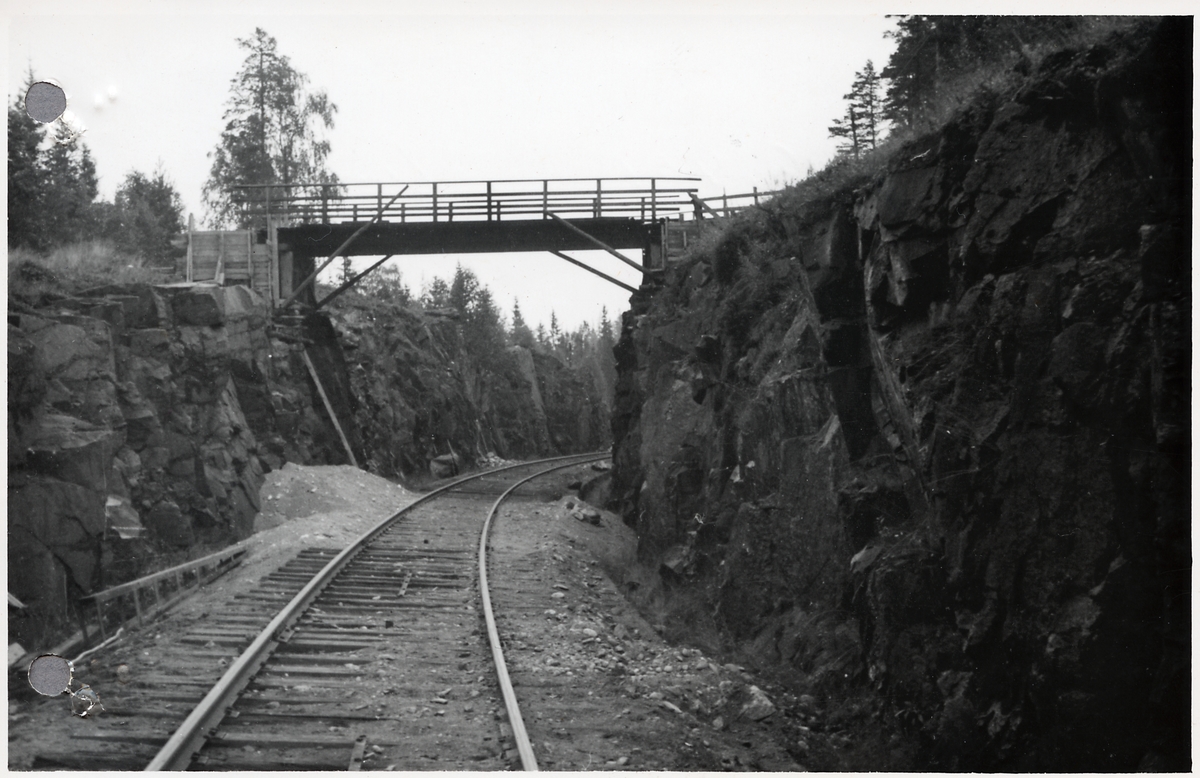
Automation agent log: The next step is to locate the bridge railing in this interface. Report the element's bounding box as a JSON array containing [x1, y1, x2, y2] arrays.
[[678, 188, 785, 221], [232, 177, 701, 228]]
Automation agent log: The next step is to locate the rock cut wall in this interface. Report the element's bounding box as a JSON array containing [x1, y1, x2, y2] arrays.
[[610, 19, 1189, 770], [9, 284, 275, 646], [330, 300, 610, 476], [9, 274, 614, 650]]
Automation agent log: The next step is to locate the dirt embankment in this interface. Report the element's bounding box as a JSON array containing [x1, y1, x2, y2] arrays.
[[609, 19, 1189, 771]]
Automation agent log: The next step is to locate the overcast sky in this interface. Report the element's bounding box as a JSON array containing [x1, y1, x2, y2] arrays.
[[5, 0, 1171, 330]]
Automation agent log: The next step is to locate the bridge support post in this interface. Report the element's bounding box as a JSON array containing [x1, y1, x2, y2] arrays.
[[302, 350, 359, 468], [643, 220, 665, 270]]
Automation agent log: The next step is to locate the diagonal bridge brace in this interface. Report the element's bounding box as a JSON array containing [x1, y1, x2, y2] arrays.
[[547, 251, 637, 293], [544, 212, 644, 274], [314, 254, 395, 310], [281, 186, 408, 309]]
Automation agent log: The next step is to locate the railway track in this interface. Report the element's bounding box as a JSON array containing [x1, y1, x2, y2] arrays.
[[26, 453, 607, 771]]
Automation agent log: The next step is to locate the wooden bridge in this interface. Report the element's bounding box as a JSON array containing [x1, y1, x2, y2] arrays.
[[183, 177, 780, 307]]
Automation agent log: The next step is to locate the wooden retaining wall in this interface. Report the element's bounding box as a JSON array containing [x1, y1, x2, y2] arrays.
[[185, 230, 277, 303]]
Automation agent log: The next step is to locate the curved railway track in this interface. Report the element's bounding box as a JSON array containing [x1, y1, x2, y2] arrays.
[[29, 453, 607, 771]]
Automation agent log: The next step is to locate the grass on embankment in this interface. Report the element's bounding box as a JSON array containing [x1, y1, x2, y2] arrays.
[[9, 240, 174, 308]]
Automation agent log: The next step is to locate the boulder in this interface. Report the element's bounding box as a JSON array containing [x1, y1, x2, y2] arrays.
[[572, 507, 602, 526], [144, 501, 194, 547], [430, 453, 461, 479], [740, 685, 776, 722], [166, 285, 226, 326]]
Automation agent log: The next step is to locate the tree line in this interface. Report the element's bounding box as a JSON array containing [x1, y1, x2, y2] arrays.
[[8, 75, 185, 262], [352, 262, 617, 378], [8, 27, 335, 260], [828, 16, 1109, 159]]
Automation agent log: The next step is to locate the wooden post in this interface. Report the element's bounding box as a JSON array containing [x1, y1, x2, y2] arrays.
[[377, 184, 382, 218], [753, 186, 759, 206], [449, 201, 454, 222], [269, 220, 280, 307], [595, 179, 602, 217], [215, 232, 226, 284], [245, 231, 254, 291], [723, 193, 729, 218], [542, 180, 548, 218], [690, 192, 721, 220], [95, 600, 107, 641], [432, 183, 438, 222], [487, 181, 493, 222], [302, 350, 358, 468], [651, 178, 657, 221], [185, 215, 194, 282], [322, 187, 329, 223]]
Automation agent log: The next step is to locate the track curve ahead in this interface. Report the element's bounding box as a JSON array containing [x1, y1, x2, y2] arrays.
[[138, 452, 607, 771], [21, 454, 607, 771]]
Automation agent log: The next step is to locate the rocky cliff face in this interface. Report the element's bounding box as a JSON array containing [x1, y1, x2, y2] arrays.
[[9, 276, 610, 649], [610, 20, 1188, 770], [9, 283, 275, 646], [330, 297, 609, 476]]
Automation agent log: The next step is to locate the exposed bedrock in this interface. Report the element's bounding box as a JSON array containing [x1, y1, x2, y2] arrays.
[[330, 300, 609, 477], [8, 284, 277, 647], [609, 19, 1189, 770]]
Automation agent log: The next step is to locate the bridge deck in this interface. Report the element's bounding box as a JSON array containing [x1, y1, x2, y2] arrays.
[[278, 217, 654, 258]]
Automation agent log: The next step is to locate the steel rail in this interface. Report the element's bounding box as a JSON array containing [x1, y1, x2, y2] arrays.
[[477, 454, 610, 771], [144, 451, 606, 771]]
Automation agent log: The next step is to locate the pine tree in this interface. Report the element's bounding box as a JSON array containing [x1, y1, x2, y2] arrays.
[[109, 165, 185, 262], [881, 16, 1079, 128], [598, 306, 613, 343], [510, 299, 535, 349], [40, 123, 99, 244], [203, 28, 338, 228], [449, 264, 480, 316], [360, 264, 411, 304], [8, 75, 47, 250], [827, 105, 861, 160], [423, 277, 450, 308], [829, 60, 884, 159]]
